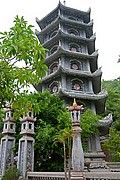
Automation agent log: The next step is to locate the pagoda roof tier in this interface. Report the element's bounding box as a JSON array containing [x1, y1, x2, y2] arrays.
[[58, 88, 107, 114], [36, 15, 93, 41], [36, 2, 91, 30], [41, 65, 102, 83], [37, 27, 94, 46], [45, 46, 98, 73], [98, 113, 113, 135], [59, 88, 107, 101], [41, 30, 95, 55]]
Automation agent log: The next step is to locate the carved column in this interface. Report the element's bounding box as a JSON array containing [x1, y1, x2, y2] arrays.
[[68, 99, 84, 172], [17, 111, 36, 178], [0, 106, 16, 176]]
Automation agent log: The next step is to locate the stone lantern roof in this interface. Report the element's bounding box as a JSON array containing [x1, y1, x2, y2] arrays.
[[20, 112, 36, 135], [2, 106, 16, 134], [68, 98, 83, 111]]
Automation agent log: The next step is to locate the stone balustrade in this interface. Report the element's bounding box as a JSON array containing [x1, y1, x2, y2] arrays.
[[27, 171, 120, 180]]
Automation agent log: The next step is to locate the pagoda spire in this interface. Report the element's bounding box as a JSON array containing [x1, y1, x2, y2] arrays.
[[63, 0, 66, 6]]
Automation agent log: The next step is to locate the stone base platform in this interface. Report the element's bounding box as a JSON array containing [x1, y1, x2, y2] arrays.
[[71, 171, 84, 180]]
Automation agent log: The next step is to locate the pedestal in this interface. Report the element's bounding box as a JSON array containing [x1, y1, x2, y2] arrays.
[[17, 136, 35, 178], [0, 135, 15, 175], [72, 127, 84, 172], [71, 171, 84, 180]]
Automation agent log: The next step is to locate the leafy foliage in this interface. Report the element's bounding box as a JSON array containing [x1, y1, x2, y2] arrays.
[[102, 79, 120, 126], [102, 79, 120, 130], [102, 79, 120, 161], [29, 92, 99, 171], [81, 109, 100, 139], [103, 128, 120, 162], [33, 91, 71, 171], [54, 128, 72, 180], [0, 16, 47, 112], [0, 89, 101, 171], [2, 166, 19, 180]]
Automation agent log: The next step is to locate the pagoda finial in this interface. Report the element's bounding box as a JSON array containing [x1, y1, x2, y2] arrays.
[[63, 0, 66, 6], [73, 98, 77, 106]]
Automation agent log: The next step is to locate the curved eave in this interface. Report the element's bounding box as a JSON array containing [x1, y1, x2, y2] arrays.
[[41, 66, 102, 83], [59, 88, 107, 100], [36, 15, 93, 42], [42, 30, 95, 52], [99, 121, 113, 127], [98, 116, 113, 135], [92, 68, 102, 93], [58, 88, 107, 114], [45, 46, 98, 73], [36, 2, 60, 30], [46, 46, 98, 62], [33, 83, 42, 92], [36, 2, 90, 30]]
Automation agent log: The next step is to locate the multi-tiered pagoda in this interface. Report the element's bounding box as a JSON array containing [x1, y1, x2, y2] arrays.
[[35, 1, 107, 115]]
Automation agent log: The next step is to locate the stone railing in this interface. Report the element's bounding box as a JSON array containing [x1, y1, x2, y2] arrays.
[[106, 162, 120, 172], [27, 171, 120, 180], [27, 172, 65, 180], [84, 172, 120, 180]]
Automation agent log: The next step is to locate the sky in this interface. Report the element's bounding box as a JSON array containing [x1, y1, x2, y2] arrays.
[[0, 0, 120, 80]]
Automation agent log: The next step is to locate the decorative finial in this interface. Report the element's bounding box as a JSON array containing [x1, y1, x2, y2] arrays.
[[73, 98, 77, 106], [63, 0, 66, 6]]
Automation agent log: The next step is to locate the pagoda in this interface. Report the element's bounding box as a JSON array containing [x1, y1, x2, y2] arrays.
[[35, 1, 107, 115]]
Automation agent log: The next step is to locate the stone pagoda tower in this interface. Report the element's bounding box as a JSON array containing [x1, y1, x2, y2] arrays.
[[35, 1, 108, 167], [35, 1, 107, 115]]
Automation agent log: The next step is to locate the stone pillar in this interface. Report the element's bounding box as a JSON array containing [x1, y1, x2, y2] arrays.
[[17, 111, 36, 178], [0, 106, 16, 176], [68, 99, 84, 172]]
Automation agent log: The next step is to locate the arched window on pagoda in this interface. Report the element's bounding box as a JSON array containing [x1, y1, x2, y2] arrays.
[[50, 30, 58, 39], [49, 81, 60, 94], [49, 62, 58, 74], [79, 29, 85, 37], [68, 28, 78, 36], [50, 45, 58, 55], [71, 79, 83, 91], [69, 43, 81, 53], [68, 16, 77, 21], [70, 59, 82, 70]]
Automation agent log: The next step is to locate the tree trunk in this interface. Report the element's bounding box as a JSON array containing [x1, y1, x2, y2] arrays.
[[68, 138, 72, 180], [63, 143, 67, 180]]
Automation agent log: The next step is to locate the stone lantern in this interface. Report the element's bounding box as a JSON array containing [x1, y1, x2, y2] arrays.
[[68, 99, 84, 173], [17, 111, 36, 178], [0, 106, 16, 175]]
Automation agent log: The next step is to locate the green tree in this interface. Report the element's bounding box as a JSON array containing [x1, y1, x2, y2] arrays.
[[81, 109, 100, 139], [102, 79, 120, 126], [32, 93, 100, 171], [103, 127, 120, 162], [33, 91, 71, 172], [102, 79, 120, 161], [54, 129, 68, 180], [0, 15, 47, 114]]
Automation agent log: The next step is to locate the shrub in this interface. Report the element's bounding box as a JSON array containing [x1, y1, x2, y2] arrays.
[[2, 166, 20, 180]]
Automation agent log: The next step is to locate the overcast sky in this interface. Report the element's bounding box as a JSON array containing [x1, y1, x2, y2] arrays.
[[0, 0, 120, 80]]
